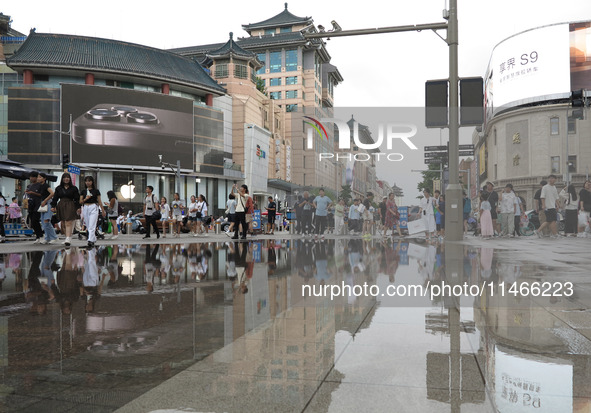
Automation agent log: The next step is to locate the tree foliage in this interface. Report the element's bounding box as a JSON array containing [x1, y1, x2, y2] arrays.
[[417, 163, 441, 194], [255, 77, 267, 96]]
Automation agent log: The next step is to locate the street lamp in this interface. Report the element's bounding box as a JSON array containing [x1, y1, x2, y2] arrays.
[[304, 0, 463, 241], [158, 155, 182, 197]]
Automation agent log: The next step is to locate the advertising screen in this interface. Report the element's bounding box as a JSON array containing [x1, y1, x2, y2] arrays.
[[61, 84, 194, 170], [495, 346, 572, 413], [485, 21, 591, 122]]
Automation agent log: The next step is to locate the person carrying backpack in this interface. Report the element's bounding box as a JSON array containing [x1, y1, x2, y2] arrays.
[[143, 186, 160, 239]]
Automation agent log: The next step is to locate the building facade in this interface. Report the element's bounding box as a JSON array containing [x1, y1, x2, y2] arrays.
[[171, 3, 344, 193], [471, 21, 591, 209], [3, 28, 236, 214]]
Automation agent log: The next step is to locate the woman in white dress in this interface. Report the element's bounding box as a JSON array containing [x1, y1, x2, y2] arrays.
[[419, 189, 437, 240]]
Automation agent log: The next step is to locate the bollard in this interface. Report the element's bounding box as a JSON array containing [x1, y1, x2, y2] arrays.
[[169, 221, 174, 235], [289, 221, 295, 234], [215, 222, 221, 234], [126, 222, 132, 235]]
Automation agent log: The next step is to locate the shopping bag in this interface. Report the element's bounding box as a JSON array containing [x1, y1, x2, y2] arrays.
[[407, 219, 426, 235]]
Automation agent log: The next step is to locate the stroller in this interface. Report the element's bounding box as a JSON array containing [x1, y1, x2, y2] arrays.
[[77, 214, 106, 240]]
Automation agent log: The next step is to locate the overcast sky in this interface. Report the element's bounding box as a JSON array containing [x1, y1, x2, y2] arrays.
[[4, 0, 589, 204]]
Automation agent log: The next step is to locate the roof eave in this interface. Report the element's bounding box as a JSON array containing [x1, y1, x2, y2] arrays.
[[6, 62, 226, 95]]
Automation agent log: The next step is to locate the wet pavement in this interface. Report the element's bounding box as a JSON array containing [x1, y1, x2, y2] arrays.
[[0, 236, 589, 412]]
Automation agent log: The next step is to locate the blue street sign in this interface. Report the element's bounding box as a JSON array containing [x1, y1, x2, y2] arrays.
[[4, 223, 34, 236], [399, 242, 409, 265], [252, 209, 262, 230], [252, 242, 262, 263], [68, 165, 80, 175], [398, 206, 408, 229]]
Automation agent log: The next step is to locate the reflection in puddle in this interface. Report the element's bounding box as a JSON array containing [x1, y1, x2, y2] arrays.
[[0, 239, 588, 411]]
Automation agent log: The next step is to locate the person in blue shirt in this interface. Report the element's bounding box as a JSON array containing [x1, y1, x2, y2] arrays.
[[463, 191, 472, 235], [313, 188, 332, 239]]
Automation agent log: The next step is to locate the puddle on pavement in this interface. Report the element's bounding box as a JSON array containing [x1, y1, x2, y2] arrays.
[[0, 239, 588, 412]]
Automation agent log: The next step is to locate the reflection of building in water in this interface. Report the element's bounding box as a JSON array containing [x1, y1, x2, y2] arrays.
[[474, 288, 591, 412], [213, 239, 378, 404]]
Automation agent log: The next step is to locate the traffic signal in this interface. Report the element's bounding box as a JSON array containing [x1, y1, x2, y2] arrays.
[[570, 89, 585, 120], [62, 153, 70, 169], [277, 200, 282, 213]]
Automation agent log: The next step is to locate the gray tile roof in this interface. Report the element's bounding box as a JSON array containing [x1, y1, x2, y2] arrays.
[[208, 32, 256, 59], [170, 32, 308, 58], [204, 33, 263, 69], [242, 3, 311, 32], [7, 32, 225, 94]]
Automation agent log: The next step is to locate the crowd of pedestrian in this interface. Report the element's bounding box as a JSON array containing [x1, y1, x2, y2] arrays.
[[5, 171, 591, 247], [475, 176, 591, 239], [290, 189, 405, 240]]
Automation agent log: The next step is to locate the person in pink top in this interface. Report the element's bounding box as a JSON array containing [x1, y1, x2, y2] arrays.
[[8, 197, 22, 223]]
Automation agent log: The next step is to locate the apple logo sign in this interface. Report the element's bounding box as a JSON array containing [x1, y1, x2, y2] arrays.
[[120, 181, 136, 199]]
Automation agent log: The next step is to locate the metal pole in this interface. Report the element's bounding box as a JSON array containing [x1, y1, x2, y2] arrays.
[[445, 0, 464, 241], [69, 114, 73, 164], [565, 126, 570, 185], [303, 22, 448, 39], [176, 160, 181, 197]]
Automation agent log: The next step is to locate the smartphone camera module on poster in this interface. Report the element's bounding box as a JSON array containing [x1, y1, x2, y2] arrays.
[[72, 104, 191, 152]]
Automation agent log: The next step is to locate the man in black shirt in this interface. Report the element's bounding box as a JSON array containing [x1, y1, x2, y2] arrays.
[[579, 180, 591, 232], [486, 182, 499, 235], [299, 191, 314, 236], [25, 171, 44, 242], [265, 196, 276, 235]]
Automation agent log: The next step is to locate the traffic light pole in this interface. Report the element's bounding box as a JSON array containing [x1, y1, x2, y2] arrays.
[[304, 0, 464, 241], [445, 0, 464, 242]]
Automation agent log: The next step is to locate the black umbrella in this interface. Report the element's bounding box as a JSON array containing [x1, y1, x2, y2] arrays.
[[0, 159, 58, 182]]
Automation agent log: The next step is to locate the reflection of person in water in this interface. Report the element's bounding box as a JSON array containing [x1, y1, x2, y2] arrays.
[[297, 240, 315, 282], [0, 254, 5, 291], [267, 240, 277, 274], [52, 248, 82, 314], [234, 242, 251, 294], [171, 244, 186, 284], [314, 242, 330, 282], [144, 244, 161, 292], [26, 251, 50, 315], [41, 249, 59, 287], [190, 244, 211, 282], [479, 248, 494, 280], [385, 242, 401, 283], [82, 248, 105, 313], [226, 242, 237, 282]]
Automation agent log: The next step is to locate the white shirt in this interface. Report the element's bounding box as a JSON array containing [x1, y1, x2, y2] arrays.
[[226, 199, 237, 214], [541, 184, 560, 210], [499, 191, 516, 214], [235, 194, 248, 213], [0, 198, 5, 215], [145, 194, 157, 216], [196, 201, 207, 216], [420, 196, 437, 216], [188, 202, 198, 217], [160, 203, 171, 219], [560, 188, 578, 210], [514, 196, 522, 216]]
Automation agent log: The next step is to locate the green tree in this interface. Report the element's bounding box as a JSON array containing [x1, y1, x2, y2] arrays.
[[255, 77, 267, 96], [417, 163, 442, 194], [339, 184, 352, 202]]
